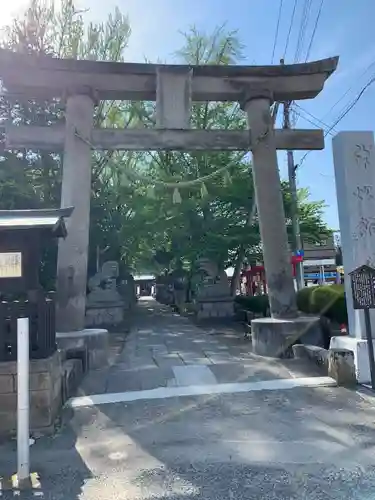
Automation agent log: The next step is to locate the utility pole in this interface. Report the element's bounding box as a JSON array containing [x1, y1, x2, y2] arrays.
[[283, 100, 304, 290]]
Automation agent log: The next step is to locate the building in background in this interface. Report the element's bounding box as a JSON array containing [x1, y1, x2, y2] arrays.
[[134, 273, 155, 296], [303, 235, 337, 283]]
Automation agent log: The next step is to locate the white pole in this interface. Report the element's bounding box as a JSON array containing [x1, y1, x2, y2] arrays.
[[17, 317, 30, 482], [320, 265, 326, 285]]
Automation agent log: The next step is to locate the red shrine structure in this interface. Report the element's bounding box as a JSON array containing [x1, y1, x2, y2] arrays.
[[241, 254, 303, 296]]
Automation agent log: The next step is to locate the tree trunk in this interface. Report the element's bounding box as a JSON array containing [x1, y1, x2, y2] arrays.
[[230, 244, 245, 296]]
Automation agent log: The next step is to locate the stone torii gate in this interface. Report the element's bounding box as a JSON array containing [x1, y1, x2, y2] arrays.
[[0, 50, 338, 347]]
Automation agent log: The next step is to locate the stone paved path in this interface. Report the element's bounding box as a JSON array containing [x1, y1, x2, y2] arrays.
[[77, 297, 324, 399], [2, 298, 375, 499]]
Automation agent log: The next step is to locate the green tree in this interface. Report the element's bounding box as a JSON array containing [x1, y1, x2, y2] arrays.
[[0, 0, 137, 283], [122, 25, 330, 290]]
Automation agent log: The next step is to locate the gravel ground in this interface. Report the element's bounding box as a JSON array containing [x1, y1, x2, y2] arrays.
[[1, 299, 375, 499], [1, 387, 375, 499]]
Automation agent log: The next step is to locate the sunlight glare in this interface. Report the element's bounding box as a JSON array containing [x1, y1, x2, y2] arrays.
[[0, 1, 30, 28]]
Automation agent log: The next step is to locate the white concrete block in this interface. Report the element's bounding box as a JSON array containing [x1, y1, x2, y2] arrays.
[[330, 335, 374, 383]]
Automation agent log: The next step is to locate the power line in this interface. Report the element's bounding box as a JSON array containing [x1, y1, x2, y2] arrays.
[[293, 108, 334, 135], [293, 102, 337, 134], [271, 0, 284, 64], [288, 92, 303, 128], [322, 59, 375, 120], [305, 0, 324, 61], [296, 73, 375, 170], [289, 0, 313, 128], [283, 2, 314, 133], [283, 0, 297, 59], [286, 1, 318, 130], [293, 107, 320, 129], [328, 75, 375, 132], [294, 0, 313, 63]]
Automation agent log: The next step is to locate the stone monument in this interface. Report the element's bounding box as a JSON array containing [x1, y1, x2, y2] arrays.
[[85, 260, 124, 327], [331, 131, 375, 383], [192, 258, 234, 321], [118, 270, 137, 310]]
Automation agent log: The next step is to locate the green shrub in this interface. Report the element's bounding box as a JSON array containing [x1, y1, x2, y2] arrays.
[[331, 292, 348, 325], [296, 286, 317, 314], [236, 285, 348, 325], [296, 284, 348, 325], [234, 295, 269, 316], [311, 285, 347, 325]]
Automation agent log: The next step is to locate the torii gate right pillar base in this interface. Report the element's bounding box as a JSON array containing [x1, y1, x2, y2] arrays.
[[252, 316, 324, 358]]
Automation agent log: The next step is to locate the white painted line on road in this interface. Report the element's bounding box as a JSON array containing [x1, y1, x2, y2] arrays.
[[68, 376, 336, 408], [172, 365, 217, 386]]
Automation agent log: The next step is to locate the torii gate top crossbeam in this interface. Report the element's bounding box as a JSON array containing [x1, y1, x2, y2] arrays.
[[0, 49, 338, 102]]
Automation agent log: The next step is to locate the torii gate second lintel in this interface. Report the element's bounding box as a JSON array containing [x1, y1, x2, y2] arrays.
[[0, 51, 339, 332]]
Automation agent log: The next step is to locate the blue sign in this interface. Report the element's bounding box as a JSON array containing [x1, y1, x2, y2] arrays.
[[304, 272, 337, 279], [295, 249, 304, 257]]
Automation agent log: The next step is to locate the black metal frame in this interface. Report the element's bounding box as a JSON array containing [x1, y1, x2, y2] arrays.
[[0, 298, 56, 361]]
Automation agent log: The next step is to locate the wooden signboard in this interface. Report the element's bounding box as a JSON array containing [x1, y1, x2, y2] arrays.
[[349, 264, 375, 389], [0, 252, 22, 278]]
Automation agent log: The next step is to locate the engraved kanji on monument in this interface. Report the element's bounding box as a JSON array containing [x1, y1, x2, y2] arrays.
[[333, 131, 375, 338]]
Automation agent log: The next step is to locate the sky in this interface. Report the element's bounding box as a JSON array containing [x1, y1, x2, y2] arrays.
[[1, 0, 375, 231]]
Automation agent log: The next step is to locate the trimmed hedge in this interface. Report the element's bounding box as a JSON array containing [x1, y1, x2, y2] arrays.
[[296, 286, 316, 313], [236, 284, 348, 325], [296, 284, 347, 325]]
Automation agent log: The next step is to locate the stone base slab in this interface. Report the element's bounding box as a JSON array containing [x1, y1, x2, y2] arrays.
[[0, 351, 62, 438], [252, 316, 323, 358], [330, 336, 375, 384], [85, 305, 124, 328], [196, 299, 234, 320], [57, 328, 109, 370]]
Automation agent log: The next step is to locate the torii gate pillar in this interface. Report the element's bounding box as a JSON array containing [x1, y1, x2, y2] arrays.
[[243, 91, 297, 318], [243, 91, 323, 357], [56, 88, 95, 332]]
